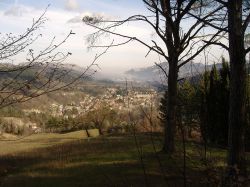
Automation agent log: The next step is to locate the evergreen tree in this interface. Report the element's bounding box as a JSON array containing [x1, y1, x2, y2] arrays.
[[160, 59, 248, 148], [200, 60, 230, 146], [217, 59, 230, 145], [199, 70, 210, 145], [160, 80, 199, 138], [207, 64, 220, 144]]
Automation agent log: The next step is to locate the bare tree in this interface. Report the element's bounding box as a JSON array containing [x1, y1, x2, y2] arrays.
[[224, 0, 250, 180], [189, 0, 250, 180], [85, 102, 115, 134], [0, 7, 98, 108], [82, 0, 223, 154]]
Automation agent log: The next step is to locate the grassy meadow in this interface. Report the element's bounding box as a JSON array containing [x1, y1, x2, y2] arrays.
[[0, 131, 88, 156], [0, 131, 248, 187]]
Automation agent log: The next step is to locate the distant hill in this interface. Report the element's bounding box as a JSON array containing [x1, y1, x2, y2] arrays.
[[126, 62, 250, 83], [125, 62, 224, 82], [0, 63, 94, 85]]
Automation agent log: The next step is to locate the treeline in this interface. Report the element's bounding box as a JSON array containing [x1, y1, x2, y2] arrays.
[[160, 59, 250, 148]]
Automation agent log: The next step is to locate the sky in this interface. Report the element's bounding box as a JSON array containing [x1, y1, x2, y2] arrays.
[[0, 0, 226, 78]]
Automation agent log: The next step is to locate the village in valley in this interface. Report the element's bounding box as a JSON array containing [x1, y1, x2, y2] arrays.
[[0, 83, 159, 134], [47, 87, 157, 118]]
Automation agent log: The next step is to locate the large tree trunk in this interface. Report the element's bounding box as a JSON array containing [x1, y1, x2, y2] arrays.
[[227, 0, 247, 177], [162, 61, 178, 153]]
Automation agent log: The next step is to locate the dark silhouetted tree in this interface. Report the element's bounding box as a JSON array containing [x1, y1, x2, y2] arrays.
[[83, 0, 222, 154]]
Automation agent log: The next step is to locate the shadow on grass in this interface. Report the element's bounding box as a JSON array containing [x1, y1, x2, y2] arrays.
[[0, 135, 232, 187]]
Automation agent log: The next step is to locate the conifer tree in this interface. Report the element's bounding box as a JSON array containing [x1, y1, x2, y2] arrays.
[[200, 60, 230, 146]]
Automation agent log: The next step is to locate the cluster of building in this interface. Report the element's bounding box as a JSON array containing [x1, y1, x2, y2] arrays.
[[0, 86, 158, 134], [45, 87, 158, 118]]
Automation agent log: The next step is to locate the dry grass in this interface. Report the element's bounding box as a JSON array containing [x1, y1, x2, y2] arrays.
[[0, 130, 88, 155], [87, 129, 100, 137], [0, 132, 248, 187]]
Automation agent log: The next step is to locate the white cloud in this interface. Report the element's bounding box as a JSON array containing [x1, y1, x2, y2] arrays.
[[0, 5, 166, 73], [4, 5, 30, 17], [65, 0, 79, 11], [67, 15, 82, 23]]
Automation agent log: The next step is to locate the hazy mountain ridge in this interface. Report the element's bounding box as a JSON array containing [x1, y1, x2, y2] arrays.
[[125, 62, 224, 82], [0, 63, 94, 83]]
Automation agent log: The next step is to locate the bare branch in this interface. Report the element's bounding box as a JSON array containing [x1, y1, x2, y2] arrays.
[[243, 13, 250, 32]]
